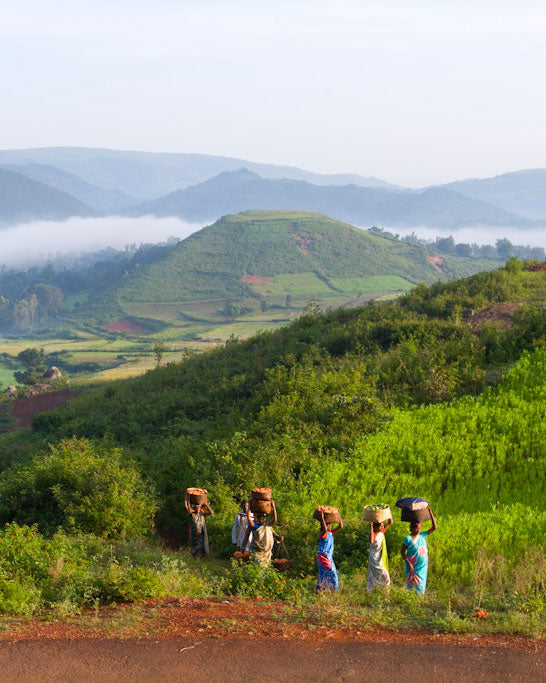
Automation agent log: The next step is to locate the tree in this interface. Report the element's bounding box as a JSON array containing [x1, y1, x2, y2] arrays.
[[455, 243, 472, 258], [153, 341, 166, 367], [14, 347, 46, 385], [31, 283, 64, 316], [496, 238, 513, 260], [0, 438, 157, 538], [435, 236, 456, 255]]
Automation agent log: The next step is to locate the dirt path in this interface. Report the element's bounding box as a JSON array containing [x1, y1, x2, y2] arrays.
[[0, 636, 544, 682]]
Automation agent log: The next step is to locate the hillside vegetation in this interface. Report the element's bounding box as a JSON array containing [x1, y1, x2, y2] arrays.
[[98, 211, 499, 307], [0, 262, 543, 629]]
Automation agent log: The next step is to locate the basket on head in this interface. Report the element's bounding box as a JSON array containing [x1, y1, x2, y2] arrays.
[[401, 506, 431, 523], [250, 498, 272, 514], [313, 505, 341, 525], [251, 487, 272, 502], [363, 504, 392, 524], [186, 487, 208, 506]]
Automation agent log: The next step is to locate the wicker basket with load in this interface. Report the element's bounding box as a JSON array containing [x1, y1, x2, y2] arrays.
[[395, 497, 431, 523], [186, 487, 208, 506], [363, 503, 392, 524], [250, 487, 272, 514], [233, 550, 251, 562], [313, 505, 341, 525], [272, 536, 291, 572]]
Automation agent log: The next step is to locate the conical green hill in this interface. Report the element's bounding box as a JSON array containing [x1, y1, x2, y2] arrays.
[[114, 210, 495, 304]]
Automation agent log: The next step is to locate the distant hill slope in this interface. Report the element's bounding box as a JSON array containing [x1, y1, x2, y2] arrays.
[[98, 210, 498, 306], [0, 164, 135, 213], [440, 169, 546, 221], [0, 169, 99, 225], [129, 169, 534, 229], [0, 147, 399, 200]]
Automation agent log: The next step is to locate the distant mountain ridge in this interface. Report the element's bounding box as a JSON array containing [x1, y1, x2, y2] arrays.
[[0, 147, 399, 200], [129, 169, 535, 229], [0, 147, 545, 230], [0, 169, 98, 225], [439, 169, 546, 220], [0, 164, 135, 213]]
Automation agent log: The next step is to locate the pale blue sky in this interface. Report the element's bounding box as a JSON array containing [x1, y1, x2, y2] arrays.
[[1, 0, 545, 186]]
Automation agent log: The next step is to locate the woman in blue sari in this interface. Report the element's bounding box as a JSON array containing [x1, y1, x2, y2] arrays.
[[401, 508, 437, 594], [316, 508, 343, 591]]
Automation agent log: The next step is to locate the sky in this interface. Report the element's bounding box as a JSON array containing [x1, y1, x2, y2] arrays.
[[1, 0, 545, 186]]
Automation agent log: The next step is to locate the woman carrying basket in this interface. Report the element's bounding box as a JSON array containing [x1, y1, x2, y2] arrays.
[[185, 491, 214, 559], [242, 499, 281, 568], [316, 508, 343, 591], [400, 507, 437, 594], [367, 518, 393, 590]]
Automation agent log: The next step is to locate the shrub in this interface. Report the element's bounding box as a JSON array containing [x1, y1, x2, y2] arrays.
[[0, 438, 157, 538]]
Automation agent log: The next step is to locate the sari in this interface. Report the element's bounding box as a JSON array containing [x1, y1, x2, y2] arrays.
[[316, 531, 339, 591], [367, 530, 390, 590], [249, 523, 274, 568], [188, 511, 209, 557], [402, 530, 429, 594]]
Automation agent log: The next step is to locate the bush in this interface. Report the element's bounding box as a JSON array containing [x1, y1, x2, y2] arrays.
[[0, 438, 157, 538]]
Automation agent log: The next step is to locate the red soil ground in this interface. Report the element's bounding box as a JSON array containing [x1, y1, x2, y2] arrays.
[[103, 319, 150, 334], [426, 254, 445, 274], [1, 599, 543, 682], [292, 233, 313, 256], [469, 302, 525, 331], [240, 274, 273, 285], [9, 391, 78, 430]]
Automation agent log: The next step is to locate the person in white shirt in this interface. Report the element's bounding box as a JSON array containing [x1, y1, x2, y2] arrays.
[[232, 500, 253, 552]]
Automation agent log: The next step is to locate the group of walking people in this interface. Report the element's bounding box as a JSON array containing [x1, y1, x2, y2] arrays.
[[186, 492, 438, 596]]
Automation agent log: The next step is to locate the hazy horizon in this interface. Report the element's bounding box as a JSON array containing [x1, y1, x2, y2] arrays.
[[1, 1, 545, 187]]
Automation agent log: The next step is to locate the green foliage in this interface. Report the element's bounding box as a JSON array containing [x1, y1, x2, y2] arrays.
[[216, 561, 308, 600], [14, 346, 46, 384], [0, 438, 157, 538]]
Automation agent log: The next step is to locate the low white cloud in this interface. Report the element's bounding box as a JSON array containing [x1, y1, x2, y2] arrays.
[[0, 215, 206, 267]]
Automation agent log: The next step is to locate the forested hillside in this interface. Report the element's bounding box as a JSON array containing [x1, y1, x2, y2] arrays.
[[0, 169, 98, 225]]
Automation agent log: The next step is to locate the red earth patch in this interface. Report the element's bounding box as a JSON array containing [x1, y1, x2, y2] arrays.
[[468, 302, 525, 331], [292, 234, 313, 256], [426, 254, 444, 273], [103, 319, 150, 334], [240, 274, 273, 285], [10, 391, 79, 430]]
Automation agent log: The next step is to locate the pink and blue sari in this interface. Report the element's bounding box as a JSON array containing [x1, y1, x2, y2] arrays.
[[316, 531, 339, 591], [402, 530, 429, 594]]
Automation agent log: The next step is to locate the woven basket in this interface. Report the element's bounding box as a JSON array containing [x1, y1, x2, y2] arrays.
[[250, 499, 272, 514], [273, 558, 291, 572], [313, 505, 341, 525], [401, 506, 430, 523], [251, 487, 272, 502], [186, 487, 208, 505], [363, 505, 392, 524]]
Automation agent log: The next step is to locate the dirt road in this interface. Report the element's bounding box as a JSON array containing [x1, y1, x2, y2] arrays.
[[0, 637, 544, 682]]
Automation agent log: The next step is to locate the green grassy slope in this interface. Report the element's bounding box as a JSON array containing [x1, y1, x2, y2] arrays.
[[100, 211, 499, 306]]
